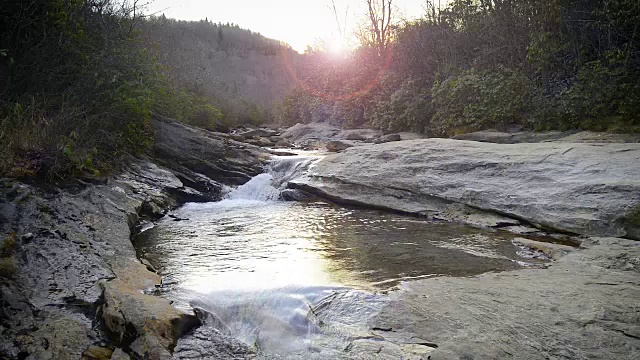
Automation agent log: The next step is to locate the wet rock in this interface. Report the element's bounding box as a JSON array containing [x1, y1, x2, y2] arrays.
[[173, 326, 254, 359], [372, 237, 640, 359], [326, 140, 354, 152], [512, 238, 576, 259], [294, 139, 640, 238]]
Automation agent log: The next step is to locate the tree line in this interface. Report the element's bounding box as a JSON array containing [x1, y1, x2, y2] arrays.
[[275, 0, 640, 136], [0, 1, 295, 179]]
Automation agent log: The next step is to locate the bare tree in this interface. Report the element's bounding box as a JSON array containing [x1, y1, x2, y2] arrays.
[[357, 0, 395, 55]]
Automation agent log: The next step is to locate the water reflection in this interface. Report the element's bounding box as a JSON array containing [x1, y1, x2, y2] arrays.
[[135, 199, 549, 357], [135, 200, 537, 294]]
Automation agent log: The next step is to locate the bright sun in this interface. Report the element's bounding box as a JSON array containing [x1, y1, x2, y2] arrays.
[[328, 36, 348, 57]]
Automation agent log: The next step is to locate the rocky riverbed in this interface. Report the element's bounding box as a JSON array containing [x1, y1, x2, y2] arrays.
[[1, 119, 639, 359]]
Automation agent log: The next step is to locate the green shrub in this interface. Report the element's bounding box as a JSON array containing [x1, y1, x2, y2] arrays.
[[431, 67, 532, 136], [368, 78, 433, 133]]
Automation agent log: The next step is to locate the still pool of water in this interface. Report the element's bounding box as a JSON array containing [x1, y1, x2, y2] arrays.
[[133, 155, 551, 357]]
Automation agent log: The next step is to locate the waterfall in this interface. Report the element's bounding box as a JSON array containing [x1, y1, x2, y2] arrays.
[[225, 154, 319, 202]]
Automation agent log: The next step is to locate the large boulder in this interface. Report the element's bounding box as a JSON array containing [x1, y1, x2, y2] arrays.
[[240, 128, 279, 138], [280, 123, 342, 144], [292, 139, 640, 238], [151, 115, 263, 189], [326, 140, 355, 152]]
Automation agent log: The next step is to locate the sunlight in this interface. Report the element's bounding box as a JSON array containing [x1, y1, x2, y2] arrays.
[[328, 36, 349, 57]]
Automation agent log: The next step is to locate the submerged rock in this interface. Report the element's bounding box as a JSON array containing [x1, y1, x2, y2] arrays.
[[293, 139, 640, 238]]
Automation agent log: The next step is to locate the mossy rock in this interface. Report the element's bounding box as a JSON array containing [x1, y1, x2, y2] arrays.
[[0, 257, 17, 279], [626, 205, 640, 226]]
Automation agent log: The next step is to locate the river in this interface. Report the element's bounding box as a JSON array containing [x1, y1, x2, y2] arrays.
[[134, 152, 551, 358]]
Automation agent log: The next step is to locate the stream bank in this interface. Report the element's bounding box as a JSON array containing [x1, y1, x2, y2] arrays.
[[0, 117, 266, 359], [1, 119, 639, 359]]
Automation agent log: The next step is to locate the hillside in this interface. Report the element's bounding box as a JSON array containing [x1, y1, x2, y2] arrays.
[[140, 17, 302, 124]]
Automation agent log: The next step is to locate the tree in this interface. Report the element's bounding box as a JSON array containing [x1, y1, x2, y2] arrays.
[[358, 0, 396, 55]]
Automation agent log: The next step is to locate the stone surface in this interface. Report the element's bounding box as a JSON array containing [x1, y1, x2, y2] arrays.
[[240, 128, 279, 138], [453, 129, 640, 144], [370, 237, 640, 360], [293, 139, 640, 238], [152, 115, 264, 189], [281, 123, 342, 145], [326, 140, 355, 152], [513, 237, 576, 259], [110, 348, 130, 360], [343, 129, 383, 141]]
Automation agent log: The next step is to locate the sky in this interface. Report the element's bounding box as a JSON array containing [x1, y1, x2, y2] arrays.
[[146, 0, 433, 53]]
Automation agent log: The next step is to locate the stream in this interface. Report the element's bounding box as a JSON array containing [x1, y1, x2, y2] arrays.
[[134, 152, 551, 358]]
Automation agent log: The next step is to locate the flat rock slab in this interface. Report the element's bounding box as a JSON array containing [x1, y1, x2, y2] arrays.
[[295, 139, 640, 238], [371, 237, 640, 359]]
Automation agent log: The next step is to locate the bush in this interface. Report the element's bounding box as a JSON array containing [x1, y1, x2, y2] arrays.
[[0, 1, 160, 179], [368, 78, 433, 133], [431, 68, 533, 135]]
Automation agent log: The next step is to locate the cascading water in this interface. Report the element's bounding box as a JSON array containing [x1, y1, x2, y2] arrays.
[[134, 151, 553, 358], [224, 154, 318, 202]]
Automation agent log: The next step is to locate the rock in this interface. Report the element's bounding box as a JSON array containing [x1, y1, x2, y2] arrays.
[[151, 115, 263, 188], [326, 140, 355, 152], [139, 258, 157, 273], [101, 262, 200, 351], [109, 348, 130, 360], [374, 133, 402, 143], [255, 137, 275, 147], [344, 132, 366, 141], [342, 129, 382, 141], [275, 139, 293, 148], [383, 133, 401, 142], [129, 334, 173, 359], [83, 346, 113, 360], [293, 139, 640, 238], [229, 134, 246, 142], [281, 123, 342, 144], [396, 132, 426, 141], [512, 238, 576, 259], [453, 129, 572, 143], [173, 326, 254, 359], [240, 128, 278, 138], [371, 237, 640, 359]]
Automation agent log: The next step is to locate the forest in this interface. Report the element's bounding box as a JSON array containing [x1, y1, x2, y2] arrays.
[[0, 0, 295, 179], [276, 0, 640, 136], [1, 0, 639, 179]]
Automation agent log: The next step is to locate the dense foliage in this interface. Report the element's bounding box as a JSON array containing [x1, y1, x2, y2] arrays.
[[276, 0, 640, 135], [0, 2, 294, 179], [0, 0, 161, 178]]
